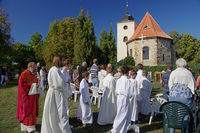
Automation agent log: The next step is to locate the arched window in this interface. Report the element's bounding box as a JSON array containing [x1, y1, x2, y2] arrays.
[[123, 36, 128, 42], [143, 46, 149, 60], [163, 54, 165, 61]]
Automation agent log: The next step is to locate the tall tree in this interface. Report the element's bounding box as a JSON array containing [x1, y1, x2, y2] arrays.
[[107, 24, 117, 64], [43, 18, 75, 69], [99, 29, 109, 64], [84, 11, 98, 65], [176, 33, 198, 62], [168, 30, 181, 45], [0, 8, 12, 65], [28, 32, 44, 64], [73, 8, 86, 66], [73, 9, 98, 66], [12, 43, 36, 73]]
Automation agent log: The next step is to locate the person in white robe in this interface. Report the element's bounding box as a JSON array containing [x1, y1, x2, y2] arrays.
[[97, 65, 116, 125], [77, 71, 93, 126], [139, 70, 152, 116], [136, 64, 150, 114], [111, 66, 134, 133], [41, 56, 71, 133], [61, 59, 72, 116], [98, 64, 107, 92], [40, 66, 47, 91], [129, 70, 142, 123]]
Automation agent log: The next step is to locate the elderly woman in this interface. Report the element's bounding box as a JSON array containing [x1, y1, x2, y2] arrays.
[[168, 58, 196, 108], [168, 58, 196, 133]]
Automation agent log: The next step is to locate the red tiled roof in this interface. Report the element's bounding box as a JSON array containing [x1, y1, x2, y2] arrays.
[[127, 12, 172, 43]]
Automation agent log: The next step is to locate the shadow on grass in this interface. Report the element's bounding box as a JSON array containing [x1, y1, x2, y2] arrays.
[[0, 79, 18, 89], [139, 114, 163, 133], [70, 112, 112, 133]]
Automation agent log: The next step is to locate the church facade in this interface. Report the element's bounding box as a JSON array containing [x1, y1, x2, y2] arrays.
[[117, 12, 176, 66]]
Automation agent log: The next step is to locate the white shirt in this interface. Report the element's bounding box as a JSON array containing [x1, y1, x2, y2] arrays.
[[168, 67, 196, 94]]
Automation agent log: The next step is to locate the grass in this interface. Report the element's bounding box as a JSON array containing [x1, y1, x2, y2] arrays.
[[0, 80, 171, 133]]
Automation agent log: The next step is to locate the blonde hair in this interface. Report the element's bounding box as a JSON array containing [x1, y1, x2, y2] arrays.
[[52, 56, 61, 67]]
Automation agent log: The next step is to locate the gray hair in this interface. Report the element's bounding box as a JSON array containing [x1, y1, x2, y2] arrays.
[[82, 61, 87, 66], [107, 64, 112, 67], [27, 62, 35, 68], [176, 58, 187, 68]]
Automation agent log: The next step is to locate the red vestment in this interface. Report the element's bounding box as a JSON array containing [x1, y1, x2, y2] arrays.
[[17, 69, 39, 126]]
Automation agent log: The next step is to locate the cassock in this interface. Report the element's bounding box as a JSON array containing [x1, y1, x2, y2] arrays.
[[61, 69, 72, 116], [41, 66, 71, 133], [17, 69, 39, 132], [77, 79, 93, 124], [111, 76, 134, 133], [97, 73, 116, 125], [139, 77, 152, 115], [130, 78, 141, 122]]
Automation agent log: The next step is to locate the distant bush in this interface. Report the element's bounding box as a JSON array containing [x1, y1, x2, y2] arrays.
[[121, 56, 135, 67]]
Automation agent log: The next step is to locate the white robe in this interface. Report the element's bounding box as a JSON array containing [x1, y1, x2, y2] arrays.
[[41, 66, 71, 133], [77, 79, 93, 124], [61, 69, 72, 116], [130, 78, 141, 122], [98, 69, 107, 92], [111, 76, 134, 133], [139, 77, 152, 115], [97, 73, 116, 125]]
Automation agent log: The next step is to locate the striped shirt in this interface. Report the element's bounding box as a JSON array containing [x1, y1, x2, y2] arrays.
[[90, 64, 99, 78]]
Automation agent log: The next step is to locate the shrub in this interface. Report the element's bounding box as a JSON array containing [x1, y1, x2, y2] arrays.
[[121, 56, 135, 67]]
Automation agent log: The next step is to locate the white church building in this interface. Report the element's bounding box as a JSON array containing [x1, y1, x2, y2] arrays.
[[117, 7, 176, 66]]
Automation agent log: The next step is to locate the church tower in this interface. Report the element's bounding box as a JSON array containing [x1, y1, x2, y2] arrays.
[[117, 3, 137, 62]]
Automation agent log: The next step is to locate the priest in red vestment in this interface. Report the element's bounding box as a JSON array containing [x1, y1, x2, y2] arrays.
[[17, 62, 39, 133]]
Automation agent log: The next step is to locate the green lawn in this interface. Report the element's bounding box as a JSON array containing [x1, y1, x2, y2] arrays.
[[0, 80, 170, 133]]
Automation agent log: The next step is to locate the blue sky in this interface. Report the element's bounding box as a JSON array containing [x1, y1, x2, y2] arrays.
[[1, 0, 200, 44]]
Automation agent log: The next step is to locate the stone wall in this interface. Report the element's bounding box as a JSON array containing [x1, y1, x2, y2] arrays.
[[157, 38, 173, 65], [128, 38, 158, 66], [127, 37, 175, 66]]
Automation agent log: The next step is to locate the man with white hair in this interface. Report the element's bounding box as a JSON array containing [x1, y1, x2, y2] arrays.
[[17, 62, 39, 133], [168, 58, 196, 133]]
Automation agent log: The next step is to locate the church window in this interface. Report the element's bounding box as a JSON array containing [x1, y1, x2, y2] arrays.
[[163, 54, 165, 61], [130, 49, 132, 56], [123, 25, 128, 30], [123, 36, 128, 42], [144, 25, 150, 29], [143, 46, 149, 60]]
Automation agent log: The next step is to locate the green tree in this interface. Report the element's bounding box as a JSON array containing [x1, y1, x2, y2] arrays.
[[12, 43, 36, 73], [121, 56, 135, 66], [43, 18, 75, 69], [73, 8, 86, 66], [73, 9, 98, 66], [168, 30, 181, 45], [0, 8, 12, 65], [28, 32, 44, 64], [108, 24, 117, 64], [99, 29, 109, 64], [176, 34, 198, 62]]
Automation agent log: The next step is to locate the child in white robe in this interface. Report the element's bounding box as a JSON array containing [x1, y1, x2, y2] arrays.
[[129, 70, 142, 123], [97, 66, 116, 125], [111, 66, 134, 133], [77, 71, 93, 127], [139, 70, 152, 116]]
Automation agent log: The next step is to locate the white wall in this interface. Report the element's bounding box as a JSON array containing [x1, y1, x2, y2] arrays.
[[117, 21, 136, 62]]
